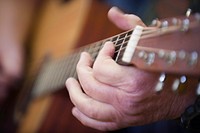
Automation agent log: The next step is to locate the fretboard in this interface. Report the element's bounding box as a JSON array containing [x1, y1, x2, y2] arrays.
[[31, 14, 200, 97], [32, 30, 133, 97]]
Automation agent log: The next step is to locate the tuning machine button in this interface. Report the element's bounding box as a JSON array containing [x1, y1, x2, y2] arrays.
[[138, 50, 147, 59], [150, 19, 161, 27], [158, 50, 165, 58], [197, 81, 200, 95], [172, 76, 187, 93], [178, 50, 187, 60], [151, 19, 158, 26], [182, 19, 190, 31], [155, 73, 166, 92], [186, 8, 192, 17], [172, 18, 179, 26], [161, 21, 169, 28], [138, 51, 155, 66], [167, 51, 177, 65], [195, 13, 200, 22], [146, 52, 155, 65], [188, 51, 198, 66], [158, 50, 176, 65]]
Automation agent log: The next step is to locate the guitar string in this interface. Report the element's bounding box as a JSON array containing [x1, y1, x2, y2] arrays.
[[31, 21, 197, 92], [90, 24, 190, 59], [113, 18, 200, 55], [31, 16, 200, 78], [87, 28, 163, 61]]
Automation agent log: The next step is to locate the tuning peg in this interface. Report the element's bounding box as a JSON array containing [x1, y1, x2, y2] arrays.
[[178, 50, 187, 60], [150, 19, 161, 27], [197, 81, 200, 95], [195, 13, 200, 22], [172, 18, 179, 25], [172, 76, 187, 93], [182, 18, 190, 31], [188, 51, 198, 66], [186, 8, 192, 17], [161, 21, 169, 28], [155, 73, 166, 92], [146, 52, 155, 65], [167, 51, 177, 65]]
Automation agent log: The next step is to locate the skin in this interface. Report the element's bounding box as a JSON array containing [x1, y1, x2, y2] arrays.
[[0, 0, 38, 105], [66, 7, 198, 131]]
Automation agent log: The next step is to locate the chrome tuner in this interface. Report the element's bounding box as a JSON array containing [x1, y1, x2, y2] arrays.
[[186, 8, 192, 17]]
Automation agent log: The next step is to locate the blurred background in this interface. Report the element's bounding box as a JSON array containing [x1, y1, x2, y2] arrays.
[[0, 0, 199, 132]]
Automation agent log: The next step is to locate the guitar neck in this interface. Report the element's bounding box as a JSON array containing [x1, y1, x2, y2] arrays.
[[32, 14, 200, 97], [31, 30, 133, 97]]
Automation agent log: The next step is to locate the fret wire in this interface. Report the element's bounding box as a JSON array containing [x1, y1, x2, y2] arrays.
[[52, 60, 63, 89], [111, 27, 178, 50], [88, 41, 102, 58], [54, 58, 68, 88], [67, 54, 77, 77], [70, 50, 82, 78], [61, 55, 72, 80], [62, 57, 71, 79], [115, 32, 128, 62], [48, 61, 61, 90], [32, 61, 55, 96], [60, 55, 76, 81], [33, 27, 167, 96], [69, 58, 79, 77], [61, 58, 72, 81], [39, 62, 53, 91]]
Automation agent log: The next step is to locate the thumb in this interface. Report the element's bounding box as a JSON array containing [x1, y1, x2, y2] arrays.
[[108, 7, 146, 30], [93, 42, 124, 84]]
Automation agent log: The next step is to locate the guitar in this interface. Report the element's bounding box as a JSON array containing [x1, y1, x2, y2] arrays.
[[14, 0, 122, 133], [15, 1, 200, 133], [29, 13, 200, 96]]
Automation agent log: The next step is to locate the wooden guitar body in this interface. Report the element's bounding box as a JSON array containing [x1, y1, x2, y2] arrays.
[[16, 0, 121, 132]]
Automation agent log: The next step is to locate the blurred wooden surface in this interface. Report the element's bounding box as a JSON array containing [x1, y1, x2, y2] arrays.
[[17, 0, 122, 133]]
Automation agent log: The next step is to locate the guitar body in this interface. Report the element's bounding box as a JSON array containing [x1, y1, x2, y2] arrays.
[[16, 0, 122, 132], [13, 0, 200, 132]]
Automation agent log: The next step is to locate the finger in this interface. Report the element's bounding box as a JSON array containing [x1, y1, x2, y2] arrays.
[[77, 52, 116, 103], [93, 41, 120, 78], [66, 78, 117, 122], [76, 52, 93, 72], [93, 42, 133, 85], [72, 107, 119, 131], [108, 7, 146, 30]]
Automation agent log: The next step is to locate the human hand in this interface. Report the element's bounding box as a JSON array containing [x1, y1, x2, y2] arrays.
[[66, 7, 197, 131]]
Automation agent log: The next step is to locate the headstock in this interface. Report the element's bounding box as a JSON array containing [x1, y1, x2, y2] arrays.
[[122, 13, 200, 94]]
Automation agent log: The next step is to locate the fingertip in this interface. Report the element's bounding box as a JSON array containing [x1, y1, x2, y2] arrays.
[[72, 107, 78, 116], [72, 107, 76, 115], [80, 51, 89, 58], [78, 52, 93, 67], [108, 6, 122, 18], [79, 52, 89, 62], [108, 7, 146, 30], [72, 107, 83, 123], [100, 42, 115, 58], [104, 41, 115, 50], [65, 77, 74, 90]]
